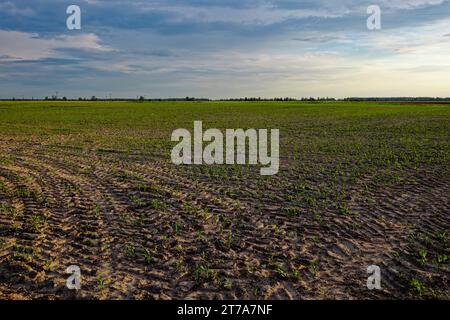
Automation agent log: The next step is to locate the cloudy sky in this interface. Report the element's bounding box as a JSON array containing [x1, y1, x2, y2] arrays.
[[0, 0, 449, 99]]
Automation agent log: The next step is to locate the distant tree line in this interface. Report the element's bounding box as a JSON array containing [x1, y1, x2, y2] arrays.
[[219, 97, 336, 101], [3, 96, 450, 102], [343, 97, 450, 102]]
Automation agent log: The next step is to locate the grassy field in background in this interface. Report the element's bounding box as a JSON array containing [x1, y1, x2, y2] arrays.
[[0, 100, 448, 299]]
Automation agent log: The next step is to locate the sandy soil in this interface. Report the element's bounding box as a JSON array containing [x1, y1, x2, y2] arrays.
[[0, 140, 448, 300]]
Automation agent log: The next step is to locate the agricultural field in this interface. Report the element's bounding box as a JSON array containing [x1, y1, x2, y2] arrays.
[[0, 100, 448, 299]]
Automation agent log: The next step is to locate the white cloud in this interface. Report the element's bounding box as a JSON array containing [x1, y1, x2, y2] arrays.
[[379, 0, 445, 10], [0, 1, 35, 17], [0, 31, 113, 62], [1, 0, 449, 98], [361, 18, 450, 54], [135, 2, 344, 25], [113, 0, 448, 26], [314, 0, 445, 12]]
